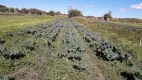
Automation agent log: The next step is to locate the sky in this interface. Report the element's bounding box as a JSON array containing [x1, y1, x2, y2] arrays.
[[1, 0, 142, 18]]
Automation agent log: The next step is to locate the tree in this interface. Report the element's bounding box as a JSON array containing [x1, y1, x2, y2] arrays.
[[0, 5, 6, 8], [104, 13, 112, 21], [48, 10, 55, 16], [21, 8, 28, 14], [0, 5, 7, 12], [56, 11, 61, 15], [29, 8, 36, 14], [5, 7, 9, 12], [29, 8, 43, 15], [1, 7, 9, 12], [15, 8, 21, 13], [68, 9, 83, 18], [37, 10, 42, 15], [1, 7, 5, 12], [9, 8, 15, 13]]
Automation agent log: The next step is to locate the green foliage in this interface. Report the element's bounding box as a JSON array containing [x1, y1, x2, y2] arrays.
[[56, 11, 61, 15], [48, 10, 55, 16], [9, 7, 14, 13], [58, 19, 86, 71], [21, 8, 28, 14], [0, 5, 6, 8], [0, 46, 25, 60], [68, 9, 83, 18], [0, 7, 9, 12], [112, 18, 142, 24], [132, 65, 142, 80], [0, 38, 5, 44], [0, 18, 61, 77], [104, 13, 112, 21], [0, 17, 137, 80], [29, 8, 36, 14], [0, 75, 9, 80], [29, 8, 43, 15], [37, 10, 42, 15], [0, 4, 45, 15], [74, 21, 132, 61]]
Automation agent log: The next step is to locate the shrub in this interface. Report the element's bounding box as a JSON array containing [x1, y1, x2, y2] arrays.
[[56, 11, 61, 15], [104, 13, 112, 21], [48, 10, 55, 16], [37, 10, 42, 15], [21, 8, 28, 14], [9, 8, 15, 13], [68, 9, 83, 18]]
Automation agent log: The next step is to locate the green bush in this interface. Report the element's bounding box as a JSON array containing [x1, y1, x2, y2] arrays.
[[37, 10, 42, 15], [48, 10, 55, 16], [1, 7, 9, 12], [21, 8, 29, 14], [132, 65, 142, 80], [104, 14, 112, 21], [68, 9, 83, 18], [56, 11, 61, 15], [9, 8, 14, 13]]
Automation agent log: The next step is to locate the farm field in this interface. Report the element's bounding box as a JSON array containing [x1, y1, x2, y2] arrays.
[[0, 16, 141, 80], [73, 17, 142, 62], [1, 0, 142, 80], [0, 15, 54, 33], [73, 17, 142, 79]]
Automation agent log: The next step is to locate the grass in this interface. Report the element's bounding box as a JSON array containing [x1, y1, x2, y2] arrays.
[[0, 15, 54, 32], [0, 15, 54, 79], [109, 21, 142, 28]]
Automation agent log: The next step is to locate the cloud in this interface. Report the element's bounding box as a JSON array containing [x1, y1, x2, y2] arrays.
[[84, 5, 93, 8], [120, 8, 125, 12], [131, 3, 142, 9]]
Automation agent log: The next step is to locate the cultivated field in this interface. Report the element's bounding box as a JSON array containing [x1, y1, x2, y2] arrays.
[[73, 17, 142, 62], [0, 15, 141, 80]]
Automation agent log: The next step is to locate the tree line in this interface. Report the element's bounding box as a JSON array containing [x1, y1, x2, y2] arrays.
[[0, 4, 62, 16], [0, 4, 84, 17]]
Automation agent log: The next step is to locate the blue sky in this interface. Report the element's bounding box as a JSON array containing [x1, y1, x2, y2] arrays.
[[1, 0, 142, 18]]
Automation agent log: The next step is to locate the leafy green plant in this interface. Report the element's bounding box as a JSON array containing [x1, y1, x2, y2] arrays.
[[132, 65, 142, 80], [74, 21, 132, 62], [0, 75, 9, 80], [0, 38, 5, 44], [58, 19, 86, 71]]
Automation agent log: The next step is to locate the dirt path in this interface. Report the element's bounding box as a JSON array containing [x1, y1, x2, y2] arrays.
[[83, 51, 105, 80]]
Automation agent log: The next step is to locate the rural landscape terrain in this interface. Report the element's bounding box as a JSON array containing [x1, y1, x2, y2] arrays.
[[0, 0, 142, 80]]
